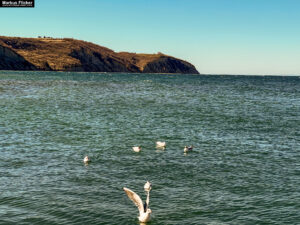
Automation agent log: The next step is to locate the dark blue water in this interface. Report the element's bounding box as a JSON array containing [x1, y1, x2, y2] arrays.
[[0, 71, 299, 224]]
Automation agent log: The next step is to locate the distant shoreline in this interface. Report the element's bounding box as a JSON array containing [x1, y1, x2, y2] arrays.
[[0, 70, 299, 77]]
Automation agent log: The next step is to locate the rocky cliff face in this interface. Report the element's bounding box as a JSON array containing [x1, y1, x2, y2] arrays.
[[0, 36, 199, 74], [143, 56, 198, 74], [0, 45, 37, 70]]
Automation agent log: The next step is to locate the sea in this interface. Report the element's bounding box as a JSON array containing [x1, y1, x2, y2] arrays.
[[0, 71, 299, 225]]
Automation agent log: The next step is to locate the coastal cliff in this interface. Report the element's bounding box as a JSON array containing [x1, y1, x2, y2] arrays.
[[0, 36, 199, 74]]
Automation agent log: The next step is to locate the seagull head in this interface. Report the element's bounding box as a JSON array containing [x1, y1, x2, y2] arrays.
[[144, 181, 152, 192]]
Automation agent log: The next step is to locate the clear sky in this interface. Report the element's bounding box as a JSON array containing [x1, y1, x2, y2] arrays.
[[1, 0, 299, 75]]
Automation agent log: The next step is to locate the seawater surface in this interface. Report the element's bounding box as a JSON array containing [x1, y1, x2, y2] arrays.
[[0, 71, 299, 225]]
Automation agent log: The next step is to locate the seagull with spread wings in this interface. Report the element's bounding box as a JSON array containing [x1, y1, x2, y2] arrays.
[[123, 181, 152, 223]]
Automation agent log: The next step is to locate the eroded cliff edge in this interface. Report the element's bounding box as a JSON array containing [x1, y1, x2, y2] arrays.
[[0, 36, 199, 74]]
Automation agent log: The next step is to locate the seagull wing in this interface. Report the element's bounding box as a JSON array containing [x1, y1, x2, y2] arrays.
[[123, 187, 144, 215]]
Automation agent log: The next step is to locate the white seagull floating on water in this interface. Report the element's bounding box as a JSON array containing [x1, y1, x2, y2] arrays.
[[83, 155, 91, 163], [156, 141, 166, 149], [123, 181, 152, 223], [184, 145, 193, 153], [132, 146, 141, 152]]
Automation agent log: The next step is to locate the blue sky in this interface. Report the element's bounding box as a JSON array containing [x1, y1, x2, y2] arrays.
[[0, 0, 299, 75]]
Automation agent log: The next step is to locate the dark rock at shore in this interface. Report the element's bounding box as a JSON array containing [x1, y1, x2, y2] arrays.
[[143, 56, 198, 74], [0, 45, 37, 70], [0, 36, 199, 74]]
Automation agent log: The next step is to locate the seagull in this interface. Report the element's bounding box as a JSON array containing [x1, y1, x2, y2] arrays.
[[184, 145, 193, 153], [83, 156, 91, 163], [132, 146, 141, 152], [123, 181, 152, 223], [156, 141, 166, 149]]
